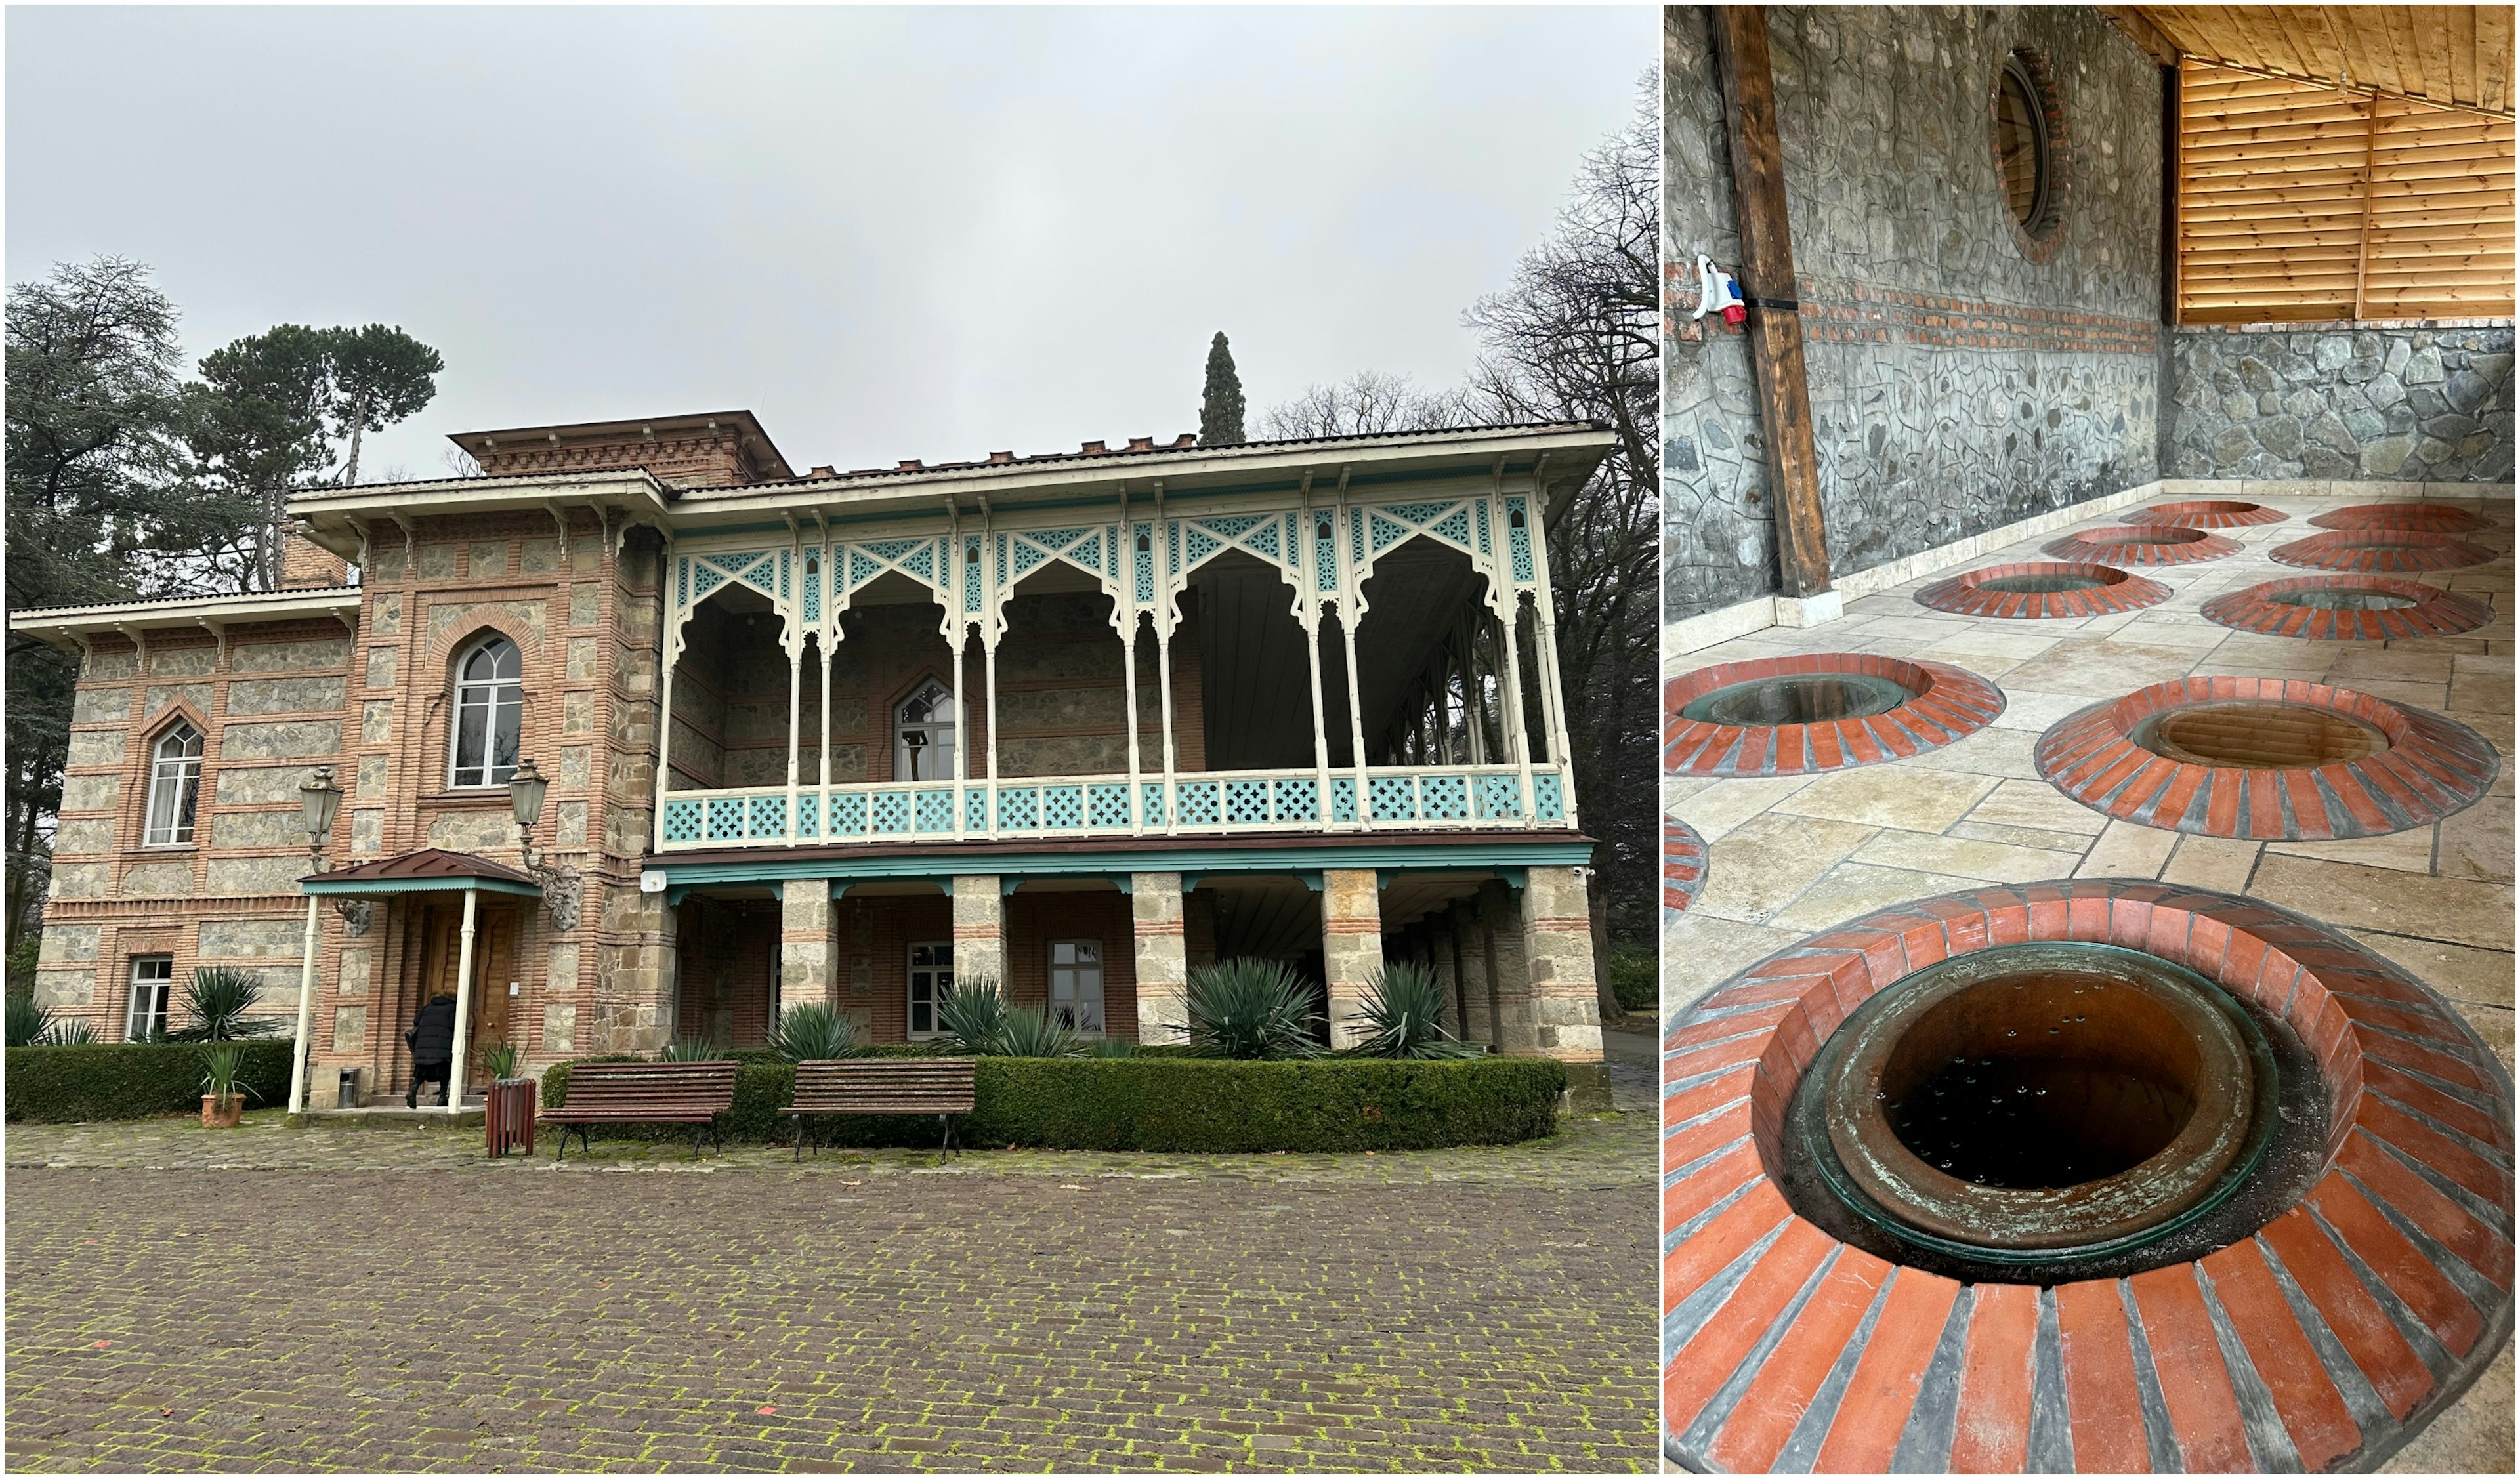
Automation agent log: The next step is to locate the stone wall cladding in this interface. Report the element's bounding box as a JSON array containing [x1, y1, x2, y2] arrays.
[[1664, 5, 2166, 619], [1662, 881, 2513, 1474], [2168, 323, 2516, 482]]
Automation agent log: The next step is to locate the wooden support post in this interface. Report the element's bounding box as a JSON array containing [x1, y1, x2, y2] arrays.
[[2161, 62, 2182, 325], [1710, 5, 1832, 598]]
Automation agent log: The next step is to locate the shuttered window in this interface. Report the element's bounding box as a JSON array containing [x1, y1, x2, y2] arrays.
[[2175, 60, 2515, 323]]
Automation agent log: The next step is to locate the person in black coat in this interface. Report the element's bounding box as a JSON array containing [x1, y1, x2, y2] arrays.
[[405, 993, 459, 1108]]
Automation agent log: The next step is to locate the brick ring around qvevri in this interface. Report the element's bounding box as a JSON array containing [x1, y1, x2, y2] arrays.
[[2126, 499, 2289, 529], [2311, 503, 2490, 534], [1914, 561, 2170, 619], [2032, 677, 2498, 841], [2272, 530, 2498, 573], [2042, 526, 2244, 565], [1663, 654, 2004, 778], [1664, 814, 1708, 922], [1661, 881, 2513, 1474], [2201, 576, 2497, 642]]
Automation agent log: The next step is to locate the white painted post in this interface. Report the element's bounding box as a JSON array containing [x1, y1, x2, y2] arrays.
[[785, 643, 803, 839], [285, 890, 322, 1115], [1337, 604, 1370, 829], [1304, 608, 1333, 833], [1156, 627, 1179, 835], [1501, 601, 1536, 823], [446, 887, 479, 1113]]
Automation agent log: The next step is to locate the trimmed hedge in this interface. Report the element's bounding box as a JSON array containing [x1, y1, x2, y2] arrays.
[[5, 1040, 298, 1123], [541, 1053, 1564, 1153]]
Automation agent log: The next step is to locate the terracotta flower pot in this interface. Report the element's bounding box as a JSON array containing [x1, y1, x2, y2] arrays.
[[200, 1093, 243, 1129]]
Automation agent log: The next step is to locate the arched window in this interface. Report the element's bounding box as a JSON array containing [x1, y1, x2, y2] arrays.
[[143, 722, 203, 846], [450, 636, 524, 787], [895, 679, 956, 782]]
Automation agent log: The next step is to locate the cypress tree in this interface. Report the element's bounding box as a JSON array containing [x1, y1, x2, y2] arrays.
[[1198, 332, 1246, 447]]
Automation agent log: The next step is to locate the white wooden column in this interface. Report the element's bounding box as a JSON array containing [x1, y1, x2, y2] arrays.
[[950, 632, 969, 839], [1154, 486, 1179, 835], [1500, 600, 1536, 823], [784, 642, 803, 837], [1305, 607, 1334, 831], [652, 541, 681, 852], [446, 886, 479, 1112], [1333, 472, 1370, 825], [1119, 484, 1143, 833]]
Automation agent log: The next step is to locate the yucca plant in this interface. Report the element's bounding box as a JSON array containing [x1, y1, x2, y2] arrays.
[[1178, 957, 1322, 1060], [166, 967, 280, 1042], [936, 975, 1009, 1055], [995, 1005, 1079, 1058], [1355, 959, 1486, 1059], [1087, 1034, 1137, 1058], [6, 991, 54, 1048], [44, 1018, 102, 1047], [766, 1001, 860, 1062], [200, 1043, 257, 1104], [659, 1035, 729, 1062], [483, 1041, 521, 1082]]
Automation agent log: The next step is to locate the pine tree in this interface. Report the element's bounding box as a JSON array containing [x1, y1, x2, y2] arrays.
[[1198, 332, 1246, 447]]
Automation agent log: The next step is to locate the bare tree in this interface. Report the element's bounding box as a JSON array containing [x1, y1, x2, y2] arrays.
[[1460, 75, 1661, 999], [1257, 370, 1473, 440]]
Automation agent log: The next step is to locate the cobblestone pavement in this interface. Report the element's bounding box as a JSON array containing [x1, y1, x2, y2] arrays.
[[6, 1110, 1653, 1472]]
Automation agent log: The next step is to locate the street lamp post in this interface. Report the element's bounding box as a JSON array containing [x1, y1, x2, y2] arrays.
[[286, 765, 343, 1117]]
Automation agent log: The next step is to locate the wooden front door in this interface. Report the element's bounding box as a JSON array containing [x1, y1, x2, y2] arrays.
[[417, 900, 521, 1083]]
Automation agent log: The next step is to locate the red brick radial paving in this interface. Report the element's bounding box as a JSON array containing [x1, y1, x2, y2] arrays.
[[2126, 499, 2289, 529], [2042, 526, 2243, 564], [1664, 814, 1708, 923], [2200, 577, 2497, 642], [1914, 562, 2171, 619], [2311, 502, 2490, 534], [1662, 882, 2515, 1474], [2033, 677, 2498, 841], [1662, 654, 2005, 778], [2271, 529, 2498, 573]]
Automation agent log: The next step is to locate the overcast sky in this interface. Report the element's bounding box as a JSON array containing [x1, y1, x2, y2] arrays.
[[8, 5, 1647, 480]]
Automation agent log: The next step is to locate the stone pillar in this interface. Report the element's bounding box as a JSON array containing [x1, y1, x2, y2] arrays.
[[1130, 871, 1189, 1047], [1522, 865, 1608, 1111], [780, 879, 835, 1012], [950, 876, 1005, 988], [1321, 868, 1381, 1049]]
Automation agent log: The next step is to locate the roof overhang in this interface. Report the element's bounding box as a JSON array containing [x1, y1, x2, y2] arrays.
[[8, 587, 363, 654], [2100, 5, 2515, 117], [301, 848, 543, 897], [285, 469, 675, 562], [659, 422, 1618, 533]]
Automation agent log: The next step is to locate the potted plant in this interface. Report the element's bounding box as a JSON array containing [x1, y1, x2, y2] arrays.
[[200, 1043, 255, 1127], [484, 1041, 522, 1083]]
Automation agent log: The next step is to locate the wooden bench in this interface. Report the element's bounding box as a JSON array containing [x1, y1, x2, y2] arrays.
[[539, 1060, 739, 1161], [781, 1058, 977, 1159]]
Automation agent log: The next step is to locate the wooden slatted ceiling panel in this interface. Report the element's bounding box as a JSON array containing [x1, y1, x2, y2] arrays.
[[2134, 6, 2513, 115], [2179, 62, 2515, 322]]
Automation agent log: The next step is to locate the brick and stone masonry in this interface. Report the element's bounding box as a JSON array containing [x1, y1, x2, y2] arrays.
[[1321, 868, 1383, 1050], [1129, 871, 1189, 1047]]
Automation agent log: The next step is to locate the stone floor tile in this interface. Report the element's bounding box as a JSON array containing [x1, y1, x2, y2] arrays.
[[1909, 629, 2065, 665], [1660, 911, 1806, 1012], [1847, 830, 2085, 884], [1986, 689, 2100, 732], [1963, 778, 2112, 836], [2157, 835, 2262, 892], [1690, 812, 1878, 924], [1769, 766, 1997, 834], [1948, 820, 2108, 853], [2101, 615, 2233, 651], [1669, 773, 1820, 844], [2328, 647, 2461, 686], [2345, 930, 2517, 1014], [2072, 818, 2179, 879], [2266, 826, 2445, 875], [2252, 854, 2517, 952], [1891, 724, 2046, 780], [2382, 1335, 2515, 1474], [1995, 639, 2208, 696], [1767, 862, 1993, 932], [2439, 795, 2516, 885]]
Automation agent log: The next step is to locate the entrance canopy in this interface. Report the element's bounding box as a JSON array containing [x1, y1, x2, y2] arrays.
[[301, 848, 541, 898]]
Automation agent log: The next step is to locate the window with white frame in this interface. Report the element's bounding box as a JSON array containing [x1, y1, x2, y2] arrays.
[[906, 940, 954, 1038], [894, 679, 956, 782], [1048, 940, 1104, 1035], [127, 955, 174, 1041], [450, 636, 524, 787], [142, 722, 203, 846]]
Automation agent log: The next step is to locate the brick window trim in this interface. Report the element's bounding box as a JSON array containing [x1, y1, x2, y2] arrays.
[[1989, 46, 2072, 266]]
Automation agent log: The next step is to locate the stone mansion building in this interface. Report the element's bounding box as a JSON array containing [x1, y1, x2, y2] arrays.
[[14, 411, 1612, 1106]]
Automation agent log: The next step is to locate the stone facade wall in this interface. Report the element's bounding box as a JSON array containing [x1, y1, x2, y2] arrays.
[[2166, 323, 2517, 482], [1665, 5, 2166, 617]]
